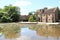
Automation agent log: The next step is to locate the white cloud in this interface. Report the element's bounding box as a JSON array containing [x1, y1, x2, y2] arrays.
[[13, 1, 32, 7], [13, 1, 32, 15]]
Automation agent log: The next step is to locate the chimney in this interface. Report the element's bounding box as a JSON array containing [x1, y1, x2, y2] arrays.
[[44, 7, 47, 11]]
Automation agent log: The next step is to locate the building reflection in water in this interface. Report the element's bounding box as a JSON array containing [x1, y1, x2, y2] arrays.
[[29, 24, 60, 37], [0, 24, 60, 40]]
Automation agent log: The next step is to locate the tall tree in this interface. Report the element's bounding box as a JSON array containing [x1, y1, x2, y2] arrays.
[[28, 12, 32, 15], [0, 5, 20, 22], [4, 5, 20, 22]]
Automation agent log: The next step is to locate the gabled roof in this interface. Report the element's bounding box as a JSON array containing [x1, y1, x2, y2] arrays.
[[43, 7, 59, 14]]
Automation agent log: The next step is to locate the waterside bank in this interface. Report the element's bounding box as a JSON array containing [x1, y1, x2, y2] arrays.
[[0, 22, 59, 24]]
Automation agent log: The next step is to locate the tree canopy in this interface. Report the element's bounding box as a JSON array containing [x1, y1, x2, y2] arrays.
[[0, 5, 20, 22], [28, 12, 33, 15], [28, 15, 37, 22]]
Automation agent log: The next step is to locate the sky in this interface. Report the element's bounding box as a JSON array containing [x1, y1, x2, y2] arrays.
[[0, 0, 60, 15]]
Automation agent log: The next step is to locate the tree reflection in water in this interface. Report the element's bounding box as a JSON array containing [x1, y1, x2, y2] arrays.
[[0, 27, 2, 33], [1, 24, 20, 39], [0, 23, 60, 40], [29, 24, 60, 38]]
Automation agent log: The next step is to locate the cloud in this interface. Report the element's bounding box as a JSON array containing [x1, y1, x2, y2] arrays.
[[13, 1, 32, 15], [13, 1, 32, 7]]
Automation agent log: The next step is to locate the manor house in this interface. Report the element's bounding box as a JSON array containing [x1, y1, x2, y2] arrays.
[[35, 7, 59, 22]]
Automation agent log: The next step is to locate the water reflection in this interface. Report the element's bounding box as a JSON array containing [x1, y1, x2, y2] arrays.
[[29, 24, 60, 37], [1, 24, 20, 39], [0, 24, 60, 40]]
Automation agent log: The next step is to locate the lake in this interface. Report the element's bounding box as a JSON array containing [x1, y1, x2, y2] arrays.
[[0, 23, 60, 40]]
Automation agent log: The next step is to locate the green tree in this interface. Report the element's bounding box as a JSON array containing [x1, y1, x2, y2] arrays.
[[7, 5, 20, 22], [28, 15, 36, 22], [28, 12, 32, 15], [0, 5, 20, 22], [11, 12, 20, 22]]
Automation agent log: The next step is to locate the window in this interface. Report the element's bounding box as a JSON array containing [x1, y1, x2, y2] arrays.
[[49, 19, 50, 20]]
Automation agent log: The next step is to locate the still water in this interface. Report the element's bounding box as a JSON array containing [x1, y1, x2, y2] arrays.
[[0, 24, 60, 40]]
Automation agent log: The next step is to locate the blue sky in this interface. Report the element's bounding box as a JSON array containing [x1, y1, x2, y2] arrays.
[[0, 0, 60, 15]]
